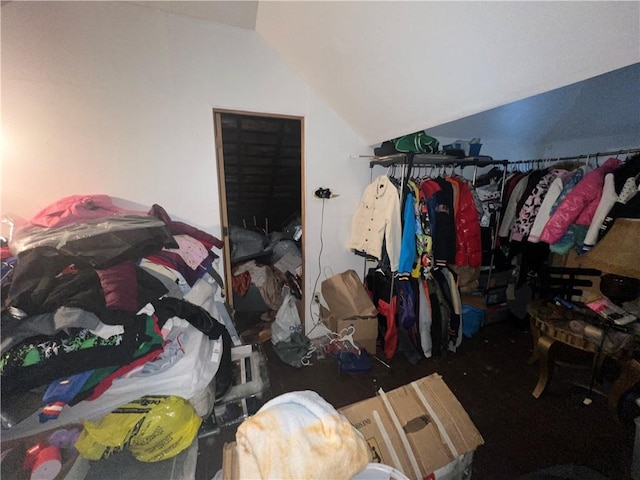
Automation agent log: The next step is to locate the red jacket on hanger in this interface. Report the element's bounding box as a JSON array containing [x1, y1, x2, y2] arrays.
[[448, 178, 482, 267]]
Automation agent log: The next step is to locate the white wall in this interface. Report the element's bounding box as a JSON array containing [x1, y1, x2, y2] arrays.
[[1, 1, 371, 333], [256, 1, 640, 145]]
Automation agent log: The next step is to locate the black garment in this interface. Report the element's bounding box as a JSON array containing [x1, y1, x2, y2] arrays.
[[474, 167, 503, 188], [1, 318, 153, 395], [214, 327, 233, 401], [613, 154, 640, 194], [373, 141, 400, 157], [133, 267, 170, 310], [509, 240, 550, 287], [5, 247, 167, 325], [396, 324, 421, 364], [1, 307, 101, 355], [151, 297, 226, 339], [598, 193, 640, 240], [426, 275, 448, 360], [6, 247, 105, 316], [433, 178, 456, 265], [365, 267, 392, 347], [433, 267, 459, 348]]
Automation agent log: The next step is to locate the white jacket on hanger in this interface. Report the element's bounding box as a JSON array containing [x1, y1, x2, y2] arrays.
[[348, 175, 402, 271], [498, 174, 529, 239], [528, 176, 565, 242], [582, 173, 617, 251]]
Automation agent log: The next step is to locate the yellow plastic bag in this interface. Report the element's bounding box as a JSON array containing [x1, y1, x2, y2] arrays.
[[75, 395, 202, 462]]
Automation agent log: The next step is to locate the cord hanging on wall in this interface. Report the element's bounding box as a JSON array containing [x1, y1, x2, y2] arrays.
[[315, 187, 331, 199], [314, 187, 339, 199]]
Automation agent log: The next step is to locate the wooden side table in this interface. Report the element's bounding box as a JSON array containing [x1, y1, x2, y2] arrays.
[[609, 358, 640, 409], [527, 299, 636, 401]]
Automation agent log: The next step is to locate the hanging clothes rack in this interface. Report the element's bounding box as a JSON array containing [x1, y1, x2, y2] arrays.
[[365, 153, 511, 304], [506, 147, 640, 167], [365, 153, 508, 187]]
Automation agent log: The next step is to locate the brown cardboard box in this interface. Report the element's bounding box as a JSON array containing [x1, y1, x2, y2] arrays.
[[222, 374, 483, 480], [320, 304, 378, 353], [339, 373, 484, 479], [318, 270, 379, 352]]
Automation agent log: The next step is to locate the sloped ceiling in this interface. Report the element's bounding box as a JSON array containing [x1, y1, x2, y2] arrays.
[[255, 2, 639, 146], [427, 62, 640, 148], [131, 1, 258, 29], [130, 1, 640, 148]]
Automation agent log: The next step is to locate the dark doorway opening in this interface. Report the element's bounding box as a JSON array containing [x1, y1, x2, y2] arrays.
[[214, 110, 304, 338]]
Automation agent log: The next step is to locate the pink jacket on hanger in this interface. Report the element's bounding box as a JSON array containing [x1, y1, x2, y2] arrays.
[[540, 158, 622, 245]]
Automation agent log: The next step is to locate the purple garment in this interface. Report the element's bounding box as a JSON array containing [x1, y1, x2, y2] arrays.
[[145, 249, 217, 287], [148, 204, 223, 250], [96, 261, 138, 311]]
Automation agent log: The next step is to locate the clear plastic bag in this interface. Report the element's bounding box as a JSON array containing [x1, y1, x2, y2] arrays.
[[271, 290, 302, 344], [9, 213, 169, 255]]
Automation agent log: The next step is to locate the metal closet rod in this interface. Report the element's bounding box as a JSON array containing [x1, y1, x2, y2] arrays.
[[507, 147, 640, 165], [365, 153, 509, 168]]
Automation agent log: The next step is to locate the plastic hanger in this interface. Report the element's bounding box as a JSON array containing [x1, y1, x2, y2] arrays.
[[327, 325, 360, 355]]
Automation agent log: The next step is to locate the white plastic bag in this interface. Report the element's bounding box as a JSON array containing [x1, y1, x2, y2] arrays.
[[271, 292, 302, 344]]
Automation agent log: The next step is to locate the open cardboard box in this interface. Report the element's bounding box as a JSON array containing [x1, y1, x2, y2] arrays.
[[319, 269, 379, 353], [320, 304, 378, 353], [222, 373, 483, 479]]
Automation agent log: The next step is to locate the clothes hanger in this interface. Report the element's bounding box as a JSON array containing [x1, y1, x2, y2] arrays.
[[327, 325, 360, 355]]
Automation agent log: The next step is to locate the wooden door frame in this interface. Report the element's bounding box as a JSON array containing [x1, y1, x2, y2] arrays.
[[213, 109, 305, 325]]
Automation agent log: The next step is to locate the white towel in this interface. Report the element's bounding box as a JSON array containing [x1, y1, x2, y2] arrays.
[[236, 390, 371, 479]]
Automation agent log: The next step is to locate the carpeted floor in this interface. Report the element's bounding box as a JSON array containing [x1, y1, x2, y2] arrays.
[[196, 315, 636, 480], [516, 464, 610, 480]]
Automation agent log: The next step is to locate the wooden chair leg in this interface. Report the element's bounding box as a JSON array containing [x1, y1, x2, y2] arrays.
[[609, 359, 640, 410], [528, 318, 541, 365], [532, 335, 557, 399]]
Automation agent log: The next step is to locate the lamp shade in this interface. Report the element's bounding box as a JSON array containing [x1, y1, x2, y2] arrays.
[[582, 218, 640, 280]]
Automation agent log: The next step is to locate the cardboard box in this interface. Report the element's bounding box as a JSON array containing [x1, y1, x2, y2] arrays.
[[318, 270, 379, 352], [222, 374, 483, 480], [339, 373, 484, 479], [320, 304, 378, 353]]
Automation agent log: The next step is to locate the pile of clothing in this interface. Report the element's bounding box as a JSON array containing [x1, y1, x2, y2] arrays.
[[1, 195, 232, 441]]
